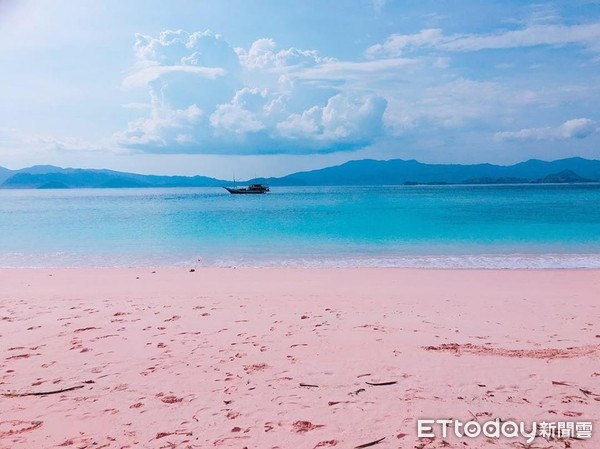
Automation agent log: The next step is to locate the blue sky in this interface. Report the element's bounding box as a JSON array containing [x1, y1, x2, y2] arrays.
[[1, 0, 599, 178]]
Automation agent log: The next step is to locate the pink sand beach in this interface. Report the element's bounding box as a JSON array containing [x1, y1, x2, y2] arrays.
[[0, 268, 598, 448]]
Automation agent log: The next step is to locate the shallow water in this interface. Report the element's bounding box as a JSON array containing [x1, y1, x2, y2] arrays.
[[1, 184, 599, 268]]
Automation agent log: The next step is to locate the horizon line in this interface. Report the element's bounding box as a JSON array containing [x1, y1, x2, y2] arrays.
[[1, 155, 597, 181]]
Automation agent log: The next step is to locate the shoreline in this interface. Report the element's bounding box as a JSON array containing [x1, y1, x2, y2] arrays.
[[2, 265, 600, 270], [1, 268, 598, 448], [2, 251, 600, 270]]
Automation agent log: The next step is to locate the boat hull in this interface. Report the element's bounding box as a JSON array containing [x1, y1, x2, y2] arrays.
[[224, 187, 268, 194]]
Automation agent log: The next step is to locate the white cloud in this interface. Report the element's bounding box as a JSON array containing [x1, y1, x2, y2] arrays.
[[278, 94, 387, 144], [133, 30, 240, 69], [522, 3, 561, 25], [384, 78, 538, 132], [277, 107, 321, 137], [121, 102, 152, 110], [210, 88, 267, 134], [115, 105, 203, 146], [366, 22, 600, 57], [560, 118, 597, 138], [123, 65, 226, 88], [117, 31, 389, 154], [293, 57, 418, 81], [433, 57, 450, 69], [495, 118, 597, 142], [123, 30, 242, 117], [322, 94, 387, 140], [236, 38, 328, 70], [367, 29, 445, 57], [21, 136, 125, 155]]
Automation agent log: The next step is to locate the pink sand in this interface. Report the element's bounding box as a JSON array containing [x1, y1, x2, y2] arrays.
[[0, 268, 598, 448]]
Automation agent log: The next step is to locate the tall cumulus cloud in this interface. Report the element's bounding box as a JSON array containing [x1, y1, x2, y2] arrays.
[[116, 30, 387, 154]]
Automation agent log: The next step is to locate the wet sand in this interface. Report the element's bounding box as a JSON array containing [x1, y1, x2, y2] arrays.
[[0, 268, 598, 448]]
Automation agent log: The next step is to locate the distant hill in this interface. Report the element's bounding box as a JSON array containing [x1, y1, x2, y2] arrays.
[[534, 169, 592, 184], [247, 157, 600, 186], [1, 157, 599, 188], [0, 166, 13, 184], [0, 166, 226, 189]]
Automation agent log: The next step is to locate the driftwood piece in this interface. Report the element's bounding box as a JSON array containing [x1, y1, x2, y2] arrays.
[[365, 381, 397, 386], [349, 388, 366, 396], [580, 388, 599, 397], [2, 385, 85, 397], [354, 437, 385, 448]]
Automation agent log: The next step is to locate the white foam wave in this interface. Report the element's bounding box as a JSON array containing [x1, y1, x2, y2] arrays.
[[1, 252, 600, 269], [212, 254, 600, 269]]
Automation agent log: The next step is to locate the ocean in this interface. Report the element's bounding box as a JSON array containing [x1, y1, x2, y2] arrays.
[[1, 184, 600, 268]]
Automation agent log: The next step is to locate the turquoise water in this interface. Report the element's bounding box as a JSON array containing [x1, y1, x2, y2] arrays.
[[1, 185, 600, 268]]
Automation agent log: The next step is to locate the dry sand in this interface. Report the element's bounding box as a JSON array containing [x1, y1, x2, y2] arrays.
[[0, 268, 598, 448]]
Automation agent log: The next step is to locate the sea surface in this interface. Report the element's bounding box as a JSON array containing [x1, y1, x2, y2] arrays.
[[1, 185, 600, 268]]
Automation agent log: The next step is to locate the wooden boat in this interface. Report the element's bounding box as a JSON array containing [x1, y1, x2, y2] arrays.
[[223, 184, 270, 194]]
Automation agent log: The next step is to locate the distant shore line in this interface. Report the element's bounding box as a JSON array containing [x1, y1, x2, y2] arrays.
[[1, 181, 600, 190], [2, 156, 600, 188]]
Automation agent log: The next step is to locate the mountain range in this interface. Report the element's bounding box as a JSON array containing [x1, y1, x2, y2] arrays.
[[0, 165, 224, 189], [1, 157, 599, 189]]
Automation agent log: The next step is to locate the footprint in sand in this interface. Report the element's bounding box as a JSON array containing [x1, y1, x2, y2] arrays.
[[6, 353, 40, 361], [73, 327, 100, 333], [141, 366, 157, 376], [156, 393, 183, 404], [243, 363, 268, 374], [314, 441, 339, 447], [292, 421, 323, 433], [0, 420, 43, 437]]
